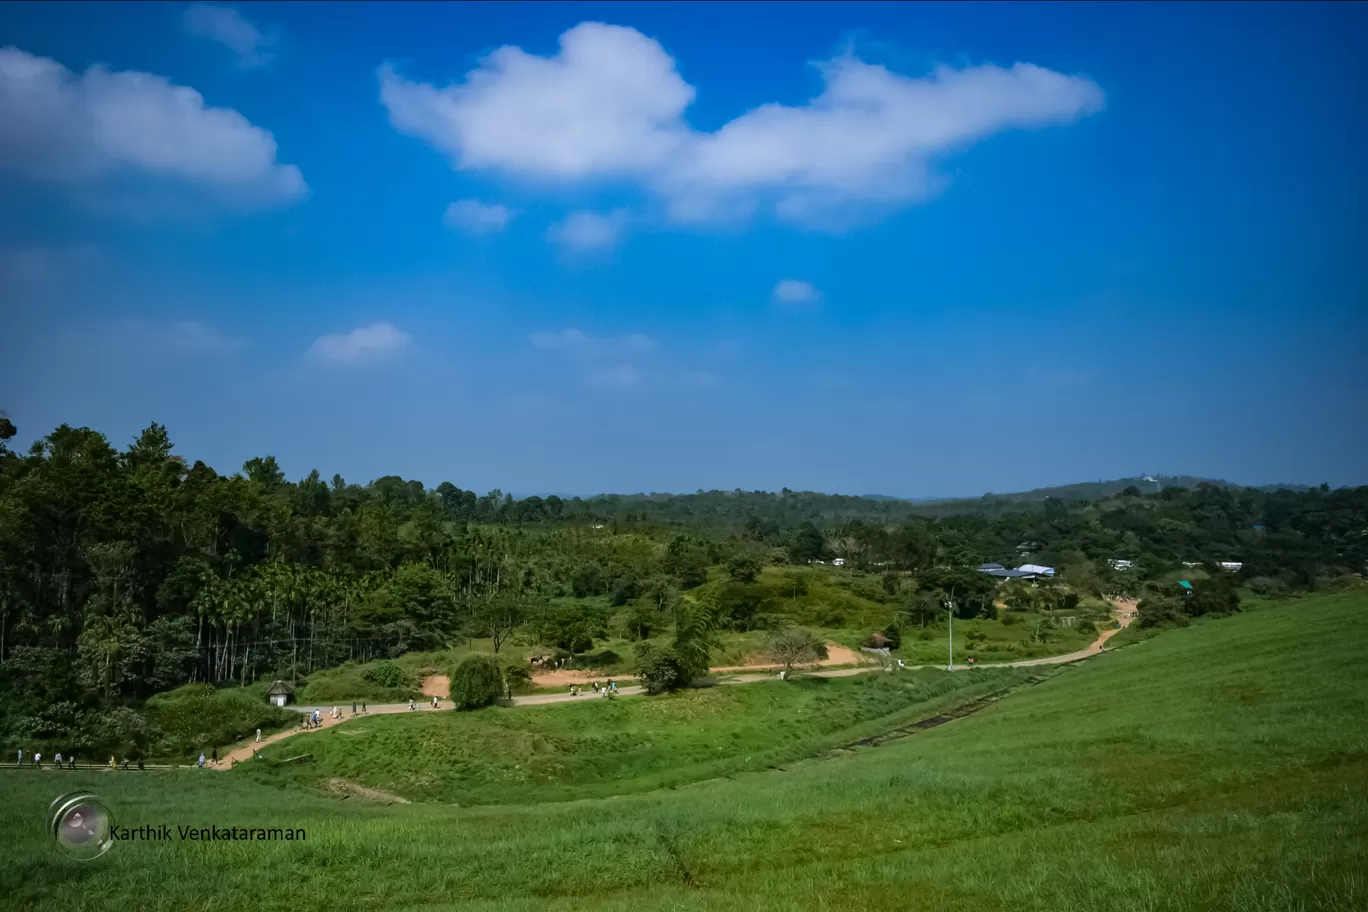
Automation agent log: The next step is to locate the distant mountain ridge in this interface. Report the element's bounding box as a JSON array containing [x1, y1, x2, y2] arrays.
[[866, 475, 1316, 507]]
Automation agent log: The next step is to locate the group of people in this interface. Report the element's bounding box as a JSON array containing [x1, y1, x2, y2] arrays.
[[15, 749, 79, 770], [567, 679, 618, 697], [14, 748, 154, 771], [406, 697, 442, 711]]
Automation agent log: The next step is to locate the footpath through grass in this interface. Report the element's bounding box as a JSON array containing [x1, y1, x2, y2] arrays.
[[1, 590, 1364, 911], [234, 668, 1027, 805]]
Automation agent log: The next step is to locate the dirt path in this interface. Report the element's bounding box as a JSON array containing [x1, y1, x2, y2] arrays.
[[420, 675, 449, 698], [710, 641, 871, 673], [211, 604, 1137, 768]]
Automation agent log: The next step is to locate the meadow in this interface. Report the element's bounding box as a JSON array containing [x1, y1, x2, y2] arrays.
[[1, 590, 1363, 911], [234, 667, 1030, 805]]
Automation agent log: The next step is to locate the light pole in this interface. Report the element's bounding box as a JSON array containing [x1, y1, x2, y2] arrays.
[[944, 586, 957, 672]]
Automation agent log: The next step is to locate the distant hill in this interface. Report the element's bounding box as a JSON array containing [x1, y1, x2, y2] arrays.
[[872, 475, 1318, 519]]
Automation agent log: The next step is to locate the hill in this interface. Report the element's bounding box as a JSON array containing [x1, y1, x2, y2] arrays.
[[3, 590, 1364, 910]]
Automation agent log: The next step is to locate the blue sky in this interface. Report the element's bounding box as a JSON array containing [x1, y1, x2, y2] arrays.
[[2, 1, 1365, 497]]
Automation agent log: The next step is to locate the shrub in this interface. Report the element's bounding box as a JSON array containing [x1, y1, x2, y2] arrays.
[[633, 642, 688, 694], [881, 624, 902, 649], [500, 661, 534, 694], [765, 627, 828, 676], [362, 660, 406, 688], [448, 656, 505, 710], [1001, 613, 1020, 626]]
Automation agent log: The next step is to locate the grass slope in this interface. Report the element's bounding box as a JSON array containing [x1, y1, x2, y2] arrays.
[[235, 668, 1028, 805], [2, 591, 1364, 911]]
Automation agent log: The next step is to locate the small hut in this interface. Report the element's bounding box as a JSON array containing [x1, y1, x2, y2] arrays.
[[266, 680, 295, 708], [862, 632, 892, 649]]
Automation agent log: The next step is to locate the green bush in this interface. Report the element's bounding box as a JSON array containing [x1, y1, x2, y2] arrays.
[[448, 656, 505, 710], [361, 660, 406, 688], [501, 661, 534, 694], [633, 642, 688, 694]]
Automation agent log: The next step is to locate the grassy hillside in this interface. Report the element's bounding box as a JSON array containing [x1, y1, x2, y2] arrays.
[[1, 591, 1363, 911], [235, 668, 1027, 805]]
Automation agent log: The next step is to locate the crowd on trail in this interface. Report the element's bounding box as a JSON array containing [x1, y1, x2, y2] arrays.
[[11, 682, 632, 775], [16, 747, 149, 770], [566, 679, 618, 697]]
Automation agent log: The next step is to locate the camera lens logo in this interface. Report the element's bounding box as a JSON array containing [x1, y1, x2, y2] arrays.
[[48, 793, 113, 860]]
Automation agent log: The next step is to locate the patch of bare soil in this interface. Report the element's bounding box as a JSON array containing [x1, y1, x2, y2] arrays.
[[532, 668, 634, 687], [326, 777, 409, 804], [710, 642, 871, 673], [420, 675, 449, 698]]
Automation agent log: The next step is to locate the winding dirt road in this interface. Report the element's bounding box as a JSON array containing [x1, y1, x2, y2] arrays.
[[213, 601, 1138, 769]]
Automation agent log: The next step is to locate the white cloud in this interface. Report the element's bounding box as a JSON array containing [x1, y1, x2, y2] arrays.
[[306, 322, 412, 365], [183, 4, 276, 68], [772, 279, 822, 306], [443, 198, 516, 234], [378, 23, 1104, 228], [379, 23, 692, 179], [546, 209, 628, 252], [0, 46, 305, 206]]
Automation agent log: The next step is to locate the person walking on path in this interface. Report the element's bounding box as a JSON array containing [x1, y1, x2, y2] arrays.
[[352, 702, 357, 715], [211, 747, 219, 765], [109, 755, 116, 770], [197, 753, 205, 769], [55, 752, 62, 768], [69, 754, 76, 770], [15, 748, 21, 768], [361, 701, 367, 713], [256, 728, 262, 743], [432, 696, 439, 709], [33, 751, 41, 769], [408, 698, 415, 711]]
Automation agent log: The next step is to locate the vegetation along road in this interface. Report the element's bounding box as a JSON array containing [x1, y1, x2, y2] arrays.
[[215, 600, 1137, 768]]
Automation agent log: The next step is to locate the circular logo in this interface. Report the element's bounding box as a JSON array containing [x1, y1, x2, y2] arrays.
[[48, 792, 113, 860]]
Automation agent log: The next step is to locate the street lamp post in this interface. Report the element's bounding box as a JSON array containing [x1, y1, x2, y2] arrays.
[[944, 587, 957, 672]]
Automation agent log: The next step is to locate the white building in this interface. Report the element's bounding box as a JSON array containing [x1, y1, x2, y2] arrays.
[[1218, 561, 1243, 572], [832, 558, 846, 567], [1108, 559, 1134, 571], [1017, 564, 1056, 578]]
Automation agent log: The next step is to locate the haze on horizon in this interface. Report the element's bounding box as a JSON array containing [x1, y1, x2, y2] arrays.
[[2, 2, 1364, 498]]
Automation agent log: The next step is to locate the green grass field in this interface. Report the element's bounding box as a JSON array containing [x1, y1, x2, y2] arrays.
[[2, 590, 1364, 911], [234, 667, 1028, 805]]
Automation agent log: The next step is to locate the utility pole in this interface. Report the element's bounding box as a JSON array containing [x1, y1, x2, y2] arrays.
[[947, 607, 953, 672], [945, 585, 957, 672]]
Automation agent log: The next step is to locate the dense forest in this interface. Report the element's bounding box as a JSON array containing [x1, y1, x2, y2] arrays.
[[1, 418, 1364, 753]]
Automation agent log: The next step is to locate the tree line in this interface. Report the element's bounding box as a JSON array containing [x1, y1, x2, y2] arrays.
[[1, 418, 1363, 717]]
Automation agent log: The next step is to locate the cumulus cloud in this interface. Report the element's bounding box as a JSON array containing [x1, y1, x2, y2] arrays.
[[0, 46, 305, 206], [378, 22, 1104, 228], [307, 322, 412, 365], [443, 198, 516, 234], [546, 209, 628, 252], [183, 4, 277, 68], [379, 23, 692, 179], [772, 279, 822, 306]]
